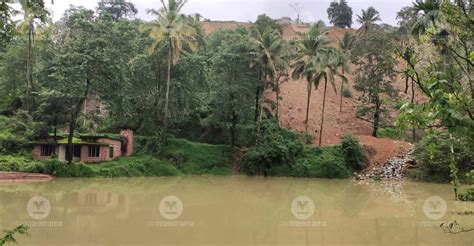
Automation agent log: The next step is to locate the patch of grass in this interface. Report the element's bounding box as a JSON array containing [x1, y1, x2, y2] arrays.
[[165, 138, 234, 175], [0, 155, 181, 178], [377, 127, 403, 140]]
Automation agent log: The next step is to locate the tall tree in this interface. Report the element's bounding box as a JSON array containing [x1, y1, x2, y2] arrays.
[[251, 30, 287, 140], [253, 14, 283, 35], [209, 29, 257, 146], [42, 6, 123, 163], [97, 0, 137, 21], [327, 0, 353, 28], [312, 48, 348, 146], [351, 29, 398, 137], [291, 25, 330, 133], [17, 0, 49, 112], [356, 7, 381, 34], [0, 1, 17, 50], [146, 0, 199, 157], [338, 32, 354, 112], [411, 0, 442, 37]]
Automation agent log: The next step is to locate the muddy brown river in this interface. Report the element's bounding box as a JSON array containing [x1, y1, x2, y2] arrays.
[[0, 176, 473, 245]]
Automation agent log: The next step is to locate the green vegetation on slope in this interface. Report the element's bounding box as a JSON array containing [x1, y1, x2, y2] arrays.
[[241, 121, 367, 179]]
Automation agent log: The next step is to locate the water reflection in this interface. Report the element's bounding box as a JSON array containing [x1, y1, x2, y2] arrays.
[[0, 177, 472, 245]]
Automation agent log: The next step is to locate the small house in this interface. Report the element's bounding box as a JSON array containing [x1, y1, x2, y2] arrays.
[[32, 129, 134, 163]]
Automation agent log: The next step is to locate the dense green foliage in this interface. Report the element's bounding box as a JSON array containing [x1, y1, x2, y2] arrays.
[[327, 0, 353, 28], [409, 132, 473, 183], [341, 135, 368, 171], [241, 120, 304, 176], [135, 137, 234, 175], [459, 170, 474, 201], [351, 28, 398, 138], [394, 1, 473, 193], [0, 155, 180, 178], [241, 121, 366, 179]]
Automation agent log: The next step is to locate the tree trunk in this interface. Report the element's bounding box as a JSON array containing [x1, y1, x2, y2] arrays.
[[305, 81, 313, 134], [254, 86, 260, 123], [160, 41, 172, 158], [411, 78, 416, 141], [52, 118, 57, 156], [66, 78, 90, 163], [26, 26, 32, 112], [372, 99, 381, 138], [230, 91, 237, 147], [256, 84, 265, 144], [339, 68, 345, 112], [275, 79, 280, 126], [254, 70, 262, 123], [319, 78, 328, 146]]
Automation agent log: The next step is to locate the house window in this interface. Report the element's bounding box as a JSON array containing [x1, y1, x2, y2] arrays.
[[66, 146, 81, 158], [109, 147, 114, 159], [40, 145, 53, 156], [88, 146, 100, 157]]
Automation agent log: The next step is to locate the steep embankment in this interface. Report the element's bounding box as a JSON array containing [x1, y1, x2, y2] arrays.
[[203, 23, 415, 167], [276, 27, 413, 166]]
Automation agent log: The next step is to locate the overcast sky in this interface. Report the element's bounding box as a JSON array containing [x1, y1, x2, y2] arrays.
[[45, 0, 414, 27]]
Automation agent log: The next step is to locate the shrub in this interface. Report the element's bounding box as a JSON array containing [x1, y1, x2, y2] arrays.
[[459, 170, 474, 201], [342, 87, 352, 98], [165, 138, 234, 175], [291, 147, 351, 179], [42, 160, 95, 178], [241, 120, 304, 176], [341, 135, 368, 171], [377, 128, 403, 140], [91, 156, 181, 177], [412, 132, 473, 183]]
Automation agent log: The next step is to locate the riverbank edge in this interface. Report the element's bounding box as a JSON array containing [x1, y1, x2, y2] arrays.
[[0, 172, 54, 183]]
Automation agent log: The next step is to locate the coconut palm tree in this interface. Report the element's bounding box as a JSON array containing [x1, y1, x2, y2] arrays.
[[312, 48, 348, 146], [411, 0, 442, 37], [338, 32, 354, 112], [251, 30, 288, 137], [17, 0, 49, 112], [146, 0, 199, 157], [291, 26, 330, 133], [356, 7, 381, 34]]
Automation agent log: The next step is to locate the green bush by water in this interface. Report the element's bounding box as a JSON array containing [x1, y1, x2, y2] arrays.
[[341, 135, 368, 171], [0, 155, 180, 178], [410, 132, 473, 183], [240, 120, 365, 179], [128, 137, 235, 175]]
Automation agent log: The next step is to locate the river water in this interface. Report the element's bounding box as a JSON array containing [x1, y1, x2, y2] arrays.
[[0, 176, 473, 245]]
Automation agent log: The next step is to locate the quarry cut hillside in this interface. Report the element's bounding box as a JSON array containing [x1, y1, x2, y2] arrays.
[[202, 22, 414, 167]]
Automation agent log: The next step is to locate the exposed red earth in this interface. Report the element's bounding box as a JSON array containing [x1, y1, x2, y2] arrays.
[[201, 22, 415, 167]]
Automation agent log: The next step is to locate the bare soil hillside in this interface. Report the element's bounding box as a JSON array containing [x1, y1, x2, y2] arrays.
[[204, 22, 414, 166], [278, 27, 413, 166]]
